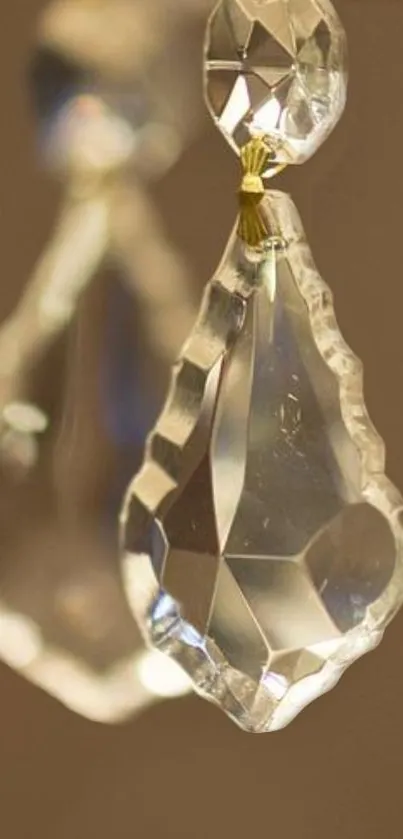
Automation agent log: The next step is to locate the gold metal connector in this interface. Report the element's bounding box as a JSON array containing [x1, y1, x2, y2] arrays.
[[238, 137, 273, 247]]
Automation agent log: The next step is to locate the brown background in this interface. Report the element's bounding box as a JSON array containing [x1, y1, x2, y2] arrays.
[[1, 1, 403, 837]]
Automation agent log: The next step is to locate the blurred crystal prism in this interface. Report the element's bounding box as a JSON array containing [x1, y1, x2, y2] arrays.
[[205, 0, 347, 168], [29, 45, 148, 174], [0, 247, 196, 721], [122, 192, 403, 732], [29, 0, 206, 176]]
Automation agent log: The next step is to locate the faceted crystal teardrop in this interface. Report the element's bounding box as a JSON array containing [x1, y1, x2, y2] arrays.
[[122, 192, 403, 732], [205, 0, 347, 168]]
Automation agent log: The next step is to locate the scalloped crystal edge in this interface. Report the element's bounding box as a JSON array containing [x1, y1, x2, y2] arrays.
[[121, 190, 403, 732]]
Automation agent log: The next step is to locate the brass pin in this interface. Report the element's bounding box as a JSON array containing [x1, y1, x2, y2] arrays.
[[238, 137, 273, 248]]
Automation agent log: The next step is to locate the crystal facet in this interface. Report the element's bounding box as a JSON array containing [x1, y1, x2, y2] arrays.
[[205, 0, 347, 168], [122, 192, 403, 732]]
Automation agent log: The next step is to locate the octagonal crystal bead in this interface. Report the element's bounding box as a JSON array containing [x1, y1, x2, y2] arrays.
[[205, 0, 348, 169]]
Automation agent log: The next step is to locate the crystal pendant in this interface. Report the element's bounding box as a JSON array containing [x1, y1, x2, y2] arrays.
[[0, 0, 202, 721], [122, 191, 403, 732], [29, 0, 205, 177], [0, 259, 195, 721], [205, 0, 347, 168], [29, 42, 152, 175]]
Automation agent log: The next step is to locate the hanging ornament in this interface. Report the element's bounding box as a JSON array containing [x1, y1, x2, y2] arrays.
[[121, 0, 403, 732]]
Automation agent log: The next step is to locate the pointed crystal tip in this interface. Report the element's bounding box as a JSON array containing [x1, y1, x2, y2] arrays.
[[204, 0, 348, 168]]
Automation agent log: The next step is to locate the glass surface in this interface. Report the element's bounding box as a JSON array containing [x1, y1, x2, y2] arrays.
[[205, 0, 347, 169], [122, 191, 403, 732], [30, 0, 207, 177], [3, 1, 403, 836], [0, 0, 204, 720]]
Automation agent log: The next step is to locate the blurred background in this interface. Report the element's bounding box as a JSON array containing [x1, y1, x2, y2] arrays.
[[1, 0, 403, 837]]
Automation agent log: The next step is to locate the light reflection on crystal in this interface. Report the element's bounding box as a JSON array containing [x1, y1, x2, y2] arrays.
[[137, 649, 191, 699], [122, 192, 403, 732], [205, 0, 347, 168]]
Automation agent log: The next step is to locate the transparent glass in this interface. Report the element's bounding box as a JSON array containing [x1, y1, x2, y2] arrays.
[[0, 0, 208, 721], [122, 191, 403, 732], [205, 0, 347, 169]]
